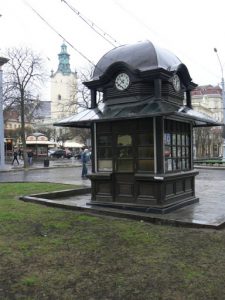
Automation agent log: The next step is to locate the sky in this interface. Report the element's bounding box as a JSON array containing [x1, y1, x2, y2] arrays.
[[1, 0, 225, 100]]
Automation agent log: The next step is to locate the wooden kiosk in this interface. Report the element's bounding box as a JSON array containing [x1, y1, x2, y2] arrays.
[[55, 41, 220, 213]]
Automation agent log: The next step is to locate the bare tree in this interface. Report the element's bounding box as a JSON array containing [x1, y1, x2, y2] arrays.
[[70, 65, 103, 110], [194, 126, 223, 158], [3, 47, 47, 167]]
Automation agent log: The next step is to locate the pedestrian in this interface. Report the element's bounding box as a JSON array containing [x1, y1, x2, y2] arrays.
[[81, 148, 90, 179], [27, 150, 33, 165], [12, 149, 19, 165], [18, 148, 22, 160]]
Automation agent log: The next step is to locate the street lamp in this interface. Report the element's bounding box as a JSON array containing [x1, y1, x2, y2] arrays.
[[0, 57, 9, 170], [214, 48, 225, 161]]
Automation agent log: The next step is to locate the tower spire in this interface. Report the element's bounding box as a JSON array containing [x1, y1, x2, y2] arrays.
[[57, 42, 71, 75]]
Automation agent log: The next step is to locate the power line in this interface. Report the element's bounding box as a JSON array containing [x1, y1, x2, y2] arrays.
[[61, 0, 120, 48], [23, 1, 117, 81], [112, 0, 219, 82], [23, 0, 97, 69]]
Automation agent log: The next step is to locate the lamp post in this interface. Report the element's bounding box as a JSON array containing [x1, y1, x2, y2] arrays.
[[214, 48, 225, 161], [0, 57, 9, 170]]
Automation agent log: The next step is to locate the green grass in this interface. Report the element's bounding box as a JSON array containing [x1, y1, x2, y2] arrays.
[[1, 182, 225, 299]]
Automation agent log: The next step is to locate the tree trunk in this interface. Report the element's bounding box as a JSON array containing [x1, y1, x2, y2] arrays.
[[20, 90, 28, 168]]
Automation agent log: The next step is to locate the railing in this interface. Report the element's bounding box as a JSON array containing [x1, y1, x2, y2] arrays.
[[194, 158, 225, 166]]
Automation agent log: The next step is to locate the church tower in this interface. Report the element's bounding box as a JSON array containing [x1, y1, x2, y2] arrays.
[[51, 43, 77, 122]]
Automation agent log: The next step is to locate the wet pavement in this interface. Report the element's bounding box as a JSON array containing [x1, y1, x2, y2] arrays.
[[0, 158, 91, 186], [1, 161, 225, 228]]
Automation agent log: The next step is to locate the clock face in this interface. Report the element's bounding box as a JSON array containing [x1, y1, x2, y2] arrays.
[[115, 73, 130, 91], [172, 74, 181, 92]]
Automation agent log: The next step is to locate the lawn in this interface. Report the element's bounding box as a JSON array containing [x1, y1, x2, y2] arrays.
[[1, 182, 225, 299]]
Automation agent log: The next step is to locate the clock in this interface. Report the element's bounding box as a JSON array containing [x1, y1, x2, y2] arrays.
[[172, 74, 181, 92], [115, 73, 130, 91]]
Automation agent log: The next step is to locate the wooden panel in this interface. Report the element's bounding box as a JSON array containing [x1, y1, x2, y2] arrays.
[[118, 183, 134, 196], [165, 182, 175, 197], [115, 174, 135, 203], [185, 178, 193, 192], [96, 182, 112, 195], [136, 181, 157, 205], [176, 179, 185, 194], [138, 182, 154, 196]]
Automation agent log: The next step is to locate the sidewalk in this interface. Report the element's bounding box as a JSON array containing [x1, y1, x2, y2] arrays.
[[2, 157, 82, 172], [2, 161, 225, 229], [19, 166, 225, 229]]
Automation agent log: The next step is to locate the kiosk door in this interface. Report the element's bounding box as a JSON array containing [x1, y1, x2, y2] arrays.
[[114, 132, 135, 203]]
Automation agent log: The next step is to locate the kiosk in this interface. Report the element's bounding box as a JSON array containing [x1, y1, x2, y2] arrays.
[[55, 41, 220, 213]]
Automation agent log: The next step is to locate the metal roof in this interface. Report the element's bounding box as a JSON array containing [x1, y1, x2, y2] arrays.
[[54, 99, 222, 128], [93, 40, 183, 80]]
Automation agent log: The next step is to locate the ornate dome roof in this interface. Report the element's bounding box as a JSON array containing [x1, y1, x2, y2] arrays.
[[93, 40, 182, 80]]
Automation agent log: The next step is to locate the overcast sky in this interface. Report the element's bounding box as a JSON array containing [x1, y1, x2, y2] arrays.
[[1, 0, 225, 100]]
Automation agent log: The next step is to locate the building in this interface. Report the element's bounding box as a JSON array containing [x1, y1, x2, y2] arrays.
[[33, 101, 51, 124], [191, 85, 223, 122], [191, 85, 223, 158], [50, 43, 77, 122]]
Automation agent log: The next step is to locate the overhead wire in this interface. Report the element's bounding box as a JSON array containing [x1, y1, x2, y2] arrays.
[[23, 0, 121, 84], [23, 0, 97, 69], [112, 0, 220, 83], [61, 0, 121, 48], [23, 0, 221, 110]]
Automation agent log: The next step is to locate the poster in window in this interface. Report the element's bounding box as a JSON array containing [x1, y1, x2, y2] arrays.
[[164, 133, 171, 145], [182, 159, 186, 169], [172, 134, 176, 145], [167, 158, 172, 171], [172, 146, 176, 157], [164, 145, 171, 157], [172, 159, 177, 170]]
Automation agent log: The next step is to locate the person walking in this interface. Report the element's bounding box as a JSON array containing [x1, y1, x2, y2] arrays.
[[27, 150, 33, 166], [18, 148, 22, 160], [81, 148, 90, 179], [12, 149, 19, 165]]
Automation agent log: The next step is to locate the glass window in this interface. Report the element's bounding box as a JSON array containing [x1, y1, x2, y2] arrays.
[[138, 133, 154, 145], [117, 147, 133, 158], [97, 130, 113, 172], [138, 147, 154, 158], [96, 120, 155, 173], [116, 134, 133, 172], [117, 159, 133, 172], [117, 135, 132, 146], [164, 120, 191, 173], [137, 131, 154, 172], [138, 160, 154, 171], [98, 160, 113, 171], [98, 148, 112, 159], [98, 135, 112, 146]]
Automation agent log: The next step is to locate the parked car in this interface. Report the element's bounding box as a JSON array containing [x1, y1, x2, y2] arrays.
[[50, 149, 72, 159], [48, 149, 57, 157], [74, 153, 81, 160]]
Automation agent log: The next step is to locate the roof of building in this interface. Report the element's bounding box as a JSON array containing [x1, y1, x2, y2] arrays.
[[54, 100, 221, 128], [54, 41, 221, 128], [93, 40, 190, 81], [34, 101, 51, 119], [192, 85, 222, 97]]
